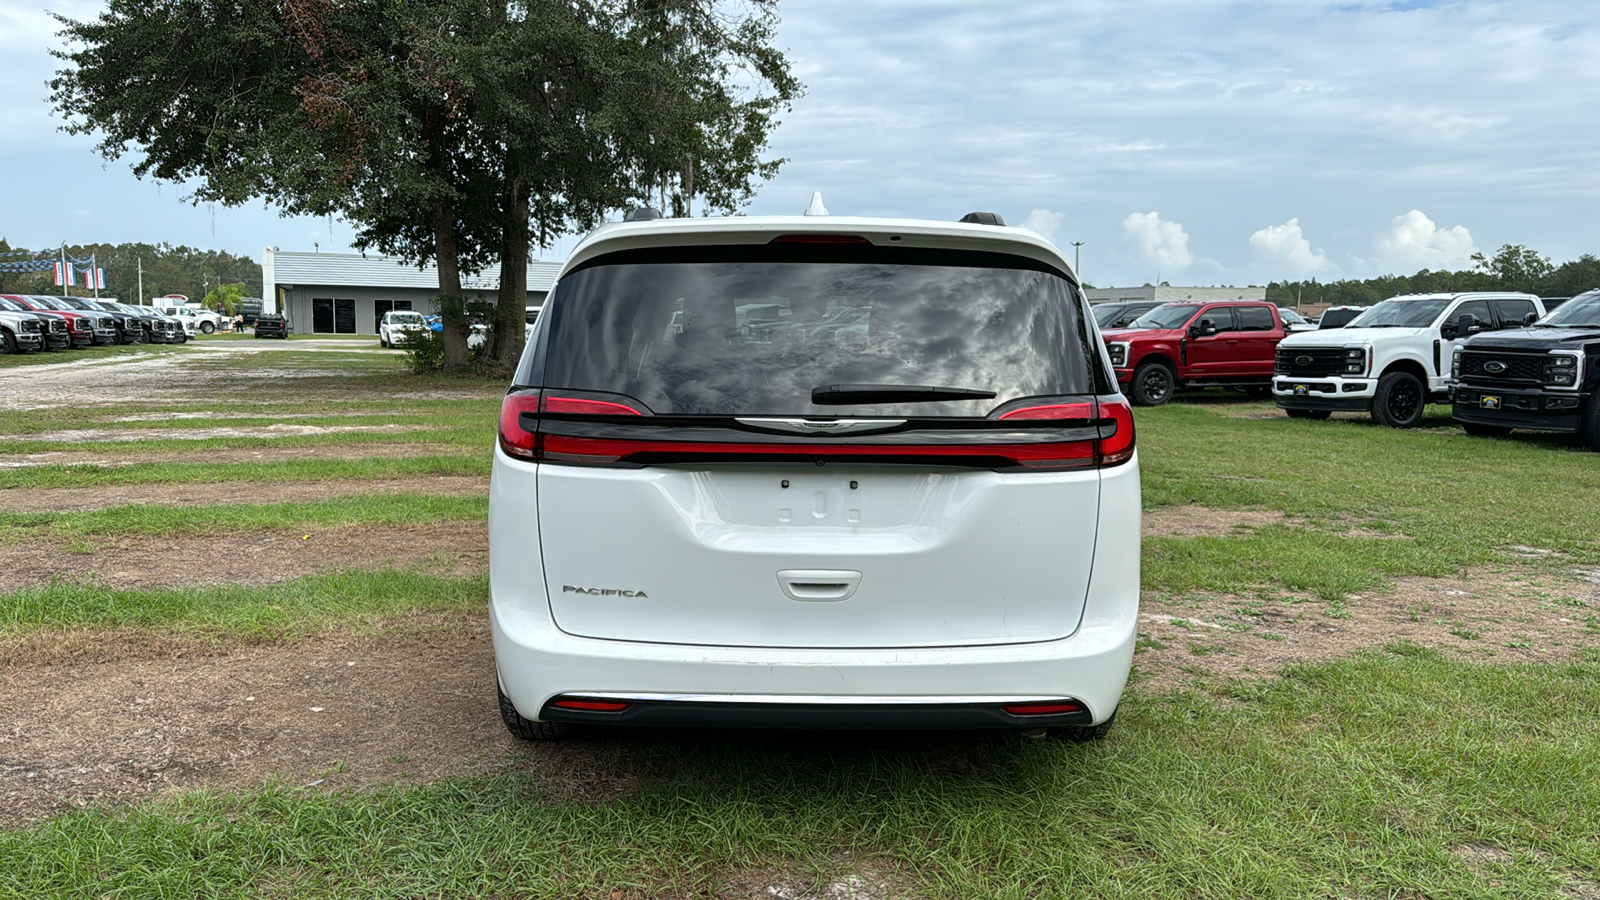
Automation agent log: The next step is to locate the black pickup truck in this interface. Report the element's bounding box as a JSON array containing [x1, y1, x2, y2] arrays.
[[1450, 288, 1600, 448]]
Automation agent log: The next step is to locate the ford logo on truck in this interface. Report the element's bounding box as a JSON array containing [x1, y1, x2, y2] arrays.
[[1295, 355, 1313, 366], [1484, 360, 1508, 374]]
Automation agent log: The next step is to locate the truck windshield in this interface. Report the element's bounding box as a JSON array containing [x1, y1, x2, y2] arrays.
[[1128, 304, 1202, 330], [1347, 298, 1449, 328], [1539, 291, 1600, 327]]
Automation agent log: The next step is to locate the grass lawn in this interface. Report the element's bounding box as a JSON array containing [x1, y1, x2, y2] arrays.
[[2, 648, 1595, 898], [1, 357, 1597, 898]]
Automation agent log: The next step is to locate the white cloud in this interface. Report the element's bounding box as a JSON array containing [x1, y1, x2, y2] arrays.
[[1370, 209, 1478, 272], [1122, 211, 1193, 270], [1018, 208, 1063, 243], [1249, 218, 1334, 278]]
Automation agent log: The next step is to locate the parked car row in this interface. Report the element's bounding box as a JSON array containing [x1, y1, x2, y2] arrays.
[[0, 294, 192, 353], [1092, 289, 1599, 449]]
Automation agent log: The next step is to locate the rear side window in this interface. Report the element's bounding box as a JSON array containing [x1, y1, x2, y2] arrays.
[[1491, 298, 1535, 328], [1235, 306, 1276, 331], [530, 245, 1097, 416]]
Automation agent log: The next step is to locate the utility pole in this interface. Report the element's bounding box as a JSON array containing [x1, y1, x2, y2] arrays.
[[91, 251, 99, 299], [1070, 242, 1086, 281], [137, 257, 144, 305]]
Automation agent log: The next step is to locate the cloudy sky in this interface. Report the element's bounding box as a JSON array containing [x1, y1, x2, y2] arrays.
[[3, 0, 1598, 287]]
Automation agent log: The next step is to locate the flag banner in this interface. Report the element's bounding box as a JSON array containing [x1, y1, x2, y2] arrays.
[[54, 261, 65, 286], [96, 268, 106, 290]]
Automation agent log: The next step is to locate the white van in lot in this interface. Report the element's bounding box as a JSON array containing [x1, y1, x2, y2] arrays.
[[490, 207, 1141, 740]]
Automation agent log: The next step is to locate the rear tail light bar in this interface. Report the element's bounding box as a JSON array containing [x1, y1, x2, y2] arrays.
[[499, 391, 1135, 470]]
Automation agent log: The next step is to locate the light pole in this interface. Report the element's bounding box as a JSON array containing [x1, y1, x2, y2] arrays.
[[1070, 241, 1085, 280]]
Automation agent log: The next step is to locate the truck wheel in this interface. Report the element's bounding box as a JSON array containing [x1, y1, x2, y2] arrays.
[[200, 321, 215, 334], [1462, 423, 1512, 437], [1578, 400, 1600, 452], [1049, 711, 1116, 742], [0, 330, 14, 354], [1286, 408, 1331, 420], [1131, 361, 1176, 407], [1371, 371, 1425, 428], [498, 683, 570, 741]]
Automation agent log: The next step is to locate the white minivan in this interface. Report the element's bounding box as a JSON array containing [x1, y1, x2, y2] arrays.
[[490, 207, 1141, 740]]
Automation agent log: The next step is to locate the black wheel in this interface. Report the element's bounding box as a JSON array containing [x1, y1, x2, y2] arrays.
[[1285, 408, 1332, 420], [1371, 371, 1425, 428], [498, 683, 570, 741], [1049, 711, 1117, 742], [200, 321, 215, 334], [0, 330, 14, 355], [1130, 361, 1176, 407], [1578, 400, 1600, 452], [1462, 422, 1512, 437]]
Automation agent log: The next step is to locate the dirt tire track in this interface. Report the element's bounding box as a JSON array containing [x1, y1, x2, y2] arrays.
[[0, 521, 487, 590], [0, 475, 487, 513]]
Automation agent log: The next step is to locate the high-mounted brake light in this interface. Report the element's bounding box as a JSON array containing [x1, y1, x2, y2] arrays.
[[769, 234, 872, 245]]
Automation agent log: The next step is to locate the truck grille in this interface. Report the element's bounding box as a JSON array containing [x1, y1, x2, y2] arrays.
[[21, 320, 40, 333], [1275, 347, 1348, 377], [1458, 350, 1543, 383]]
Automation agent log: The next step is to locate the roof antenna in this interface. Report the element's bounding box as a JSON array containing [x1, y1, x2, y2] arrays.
[[803, 192, 829, 217]]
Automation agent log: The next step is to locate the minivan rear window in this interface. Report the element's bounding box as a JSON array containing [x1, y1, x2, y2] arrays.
[[527, 245, 1097, 417]]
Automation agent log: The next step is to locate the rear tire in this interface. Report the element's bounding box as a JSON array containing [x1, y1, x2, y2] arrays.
[[1049, 711, 1117, 742], [1578, 400, 1600, 452], [0, 330, 14, 355], [1130, 361, 1176, 407], [1371, 371, 1426, 428], [1462, 422, 1512, 437], [498, 683, 570, 741], [1285, 408, 1332, 420]]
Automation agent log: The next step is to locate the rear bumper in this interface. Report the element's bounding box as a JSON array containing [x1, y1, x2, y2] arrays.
[[490, 447, 1141, 729]]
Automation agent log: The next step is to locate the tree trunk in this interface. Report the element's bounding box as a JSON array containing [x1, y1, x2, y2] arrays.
[[427, 106, 470, 370], [492, 151, 530, 368]]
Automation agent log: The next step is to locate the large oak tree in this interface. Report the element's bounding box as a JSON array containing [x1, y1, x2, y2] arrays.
[[51, 0, 799, 368]]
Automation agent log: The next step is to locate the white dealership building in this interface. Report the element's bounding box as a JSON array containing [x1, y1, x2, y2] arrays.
[[260, 248, 562, 336]]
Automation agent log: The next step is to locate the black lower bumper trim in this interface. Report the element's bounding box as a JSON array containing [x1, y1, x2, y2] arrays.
[[540, 698, 1095, 730], [1275, 395, 1371, 412], [1451, 405, 1580, 432]]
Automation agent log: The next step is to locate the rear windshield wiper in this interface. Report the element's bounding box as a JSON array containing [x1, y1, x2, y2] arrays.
[[811, 383, 998, 405]]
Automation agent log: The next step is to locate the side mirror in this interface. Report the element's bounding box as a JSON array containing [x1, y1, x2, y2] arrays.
[[1523, 311, 1539, 327], [1190, 318, 1218, 338], [1457, 313, 1481, 337]]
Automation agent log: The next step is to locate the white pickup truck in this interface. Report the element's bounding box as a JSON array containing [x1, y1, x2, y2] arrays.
[[1273, 292, 1545, 428]]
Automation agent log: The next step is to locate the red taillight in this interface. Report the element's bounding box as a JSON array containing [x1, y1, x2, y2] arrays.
[[550, 698, 632, 712], [997, 401, 1096, 421], [498, 390, 542, 459], [538, 433, 1096, 467], [769, 234, 873, 244], [541, 395, 642, 416], [1002, 701, 1085, 716], [1096, 397, 1136, 465], [999, 397, 1135, 467]]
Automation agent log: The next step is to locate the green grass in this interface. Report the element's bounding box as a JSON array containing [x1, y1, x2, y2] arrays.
[[0, 570, 484, 635], [1136, 399, 1600, 598], [3, 650, 1596, 898], [0, 454, 488, 489], [0, 493, 486, 538]]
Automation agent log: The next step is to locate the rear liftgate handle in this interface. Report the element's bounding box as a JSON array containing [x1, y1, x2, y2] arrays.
[[776, 569, 862, 602]]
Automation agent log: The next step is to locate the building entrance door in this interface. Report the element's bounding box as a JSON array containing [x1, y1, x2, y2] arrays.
[[334, 299, 356, 334], [312, 298, 334, 333], [373, 300, 414, 332]]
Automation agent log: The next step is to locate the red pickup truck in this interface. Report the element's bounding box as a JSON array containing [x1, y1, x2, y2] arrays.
[[1101, 300, 1288, 406]]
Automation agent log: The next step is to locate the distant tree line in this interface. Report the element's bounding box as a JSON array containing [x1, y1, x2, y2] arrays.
[[0, 238, 260, 305], [1269, 245, 1600, 308]]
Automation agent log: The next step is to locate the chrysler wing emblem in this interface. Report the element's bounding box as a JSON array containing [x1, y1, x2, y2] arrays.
[[1483, 360, 1507, 374], [735, 417, 907, 436]]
